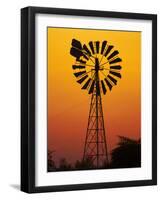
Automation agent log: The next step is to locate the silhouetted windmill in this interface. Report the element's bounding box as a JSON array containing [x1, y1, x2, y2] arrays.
[[70, 39, 122, 168]]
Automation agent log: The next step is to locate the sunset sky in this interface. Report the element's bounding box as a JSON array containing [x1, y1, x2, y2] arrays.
[[47, 27, 141, 166]]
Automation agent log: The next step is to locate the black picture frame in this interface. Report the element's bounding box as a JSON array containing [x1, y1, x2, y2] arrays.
[[21, 6, 157, 193]]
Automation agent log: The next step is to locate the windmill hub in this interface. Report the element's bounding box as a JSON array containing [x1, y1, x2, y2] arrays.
[[95, 58, 100, 72]]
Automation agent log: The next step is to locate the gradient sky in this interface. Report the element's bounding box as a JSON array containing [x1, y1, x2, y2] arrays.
[[47, 27, 141, 165]]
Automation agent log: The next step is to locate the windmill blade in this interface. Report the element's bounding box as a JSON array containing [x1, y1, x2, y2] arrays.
[[96, 41, 100, 54], [72, 65, 85, 70], [107, 50, 119, 60], [104, 45, 114, 57], [70, 47, 83, 59], [101, 41, 107, 54], [109, 71, 122, 78], [109, 57, 122, 64], [83, 54, 89, 60], [83, 44, 91, 56], [104, 78, 113, 91], [107, 75, 117, 85], [110, 65, 122, 70], [81, 78, 92, 89], [72, 39, 82, 50], [71, 46, 88, 60], [74, 70, 86, 77], [89, 41, 95, 54], [101, 80, 107, 94], [96, 81, 100, 96], [88, 80, 95, 94], [76, 58, 86, 64], [77, 75, 88, 84]]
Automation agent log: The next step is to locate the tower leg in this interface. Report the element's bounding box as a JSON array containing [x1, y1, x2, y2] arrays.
[[83, 86, 109, 168]]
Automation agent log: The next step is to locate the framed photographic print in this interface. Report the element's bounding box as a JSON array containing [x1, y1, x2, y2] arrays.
[[21, 6, 157, 193]]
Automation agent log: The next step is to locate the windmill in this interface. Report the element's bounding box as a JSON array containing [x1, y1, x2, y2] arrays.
[[70, 39, 122, 168]]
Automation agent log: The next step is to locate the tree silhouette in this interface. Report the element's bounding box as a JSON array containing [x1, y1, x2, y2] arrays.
[[75, 156, 95, 170], [58, 158, 72, 171], [48, 150, 57, 172], [48, 136, 141, 172], [110, 136, 141, 168]]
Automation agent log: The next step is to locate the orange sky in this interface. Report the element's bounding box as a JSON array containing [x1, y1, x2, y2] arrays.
[[47, 27, 141, 165]]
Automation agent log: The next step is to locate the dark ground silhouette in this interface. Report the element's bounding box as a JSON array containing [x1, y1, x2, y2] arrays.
[[48, 136, 141, 172], [110, 136, 141, 168]]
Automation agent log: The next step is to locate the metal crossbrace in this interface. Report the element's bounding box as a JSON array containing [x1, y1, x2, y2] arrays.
[[83, 78, 109, 168]]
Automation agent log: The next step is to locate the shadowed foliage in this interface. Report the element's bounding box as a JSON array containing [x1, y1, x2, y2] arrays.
[[48, 136, 141, 172], [48, 150, 57, 172], [75, 156, 95, 170], [58, 158, 72, 171], [110, 136, 141, 168]]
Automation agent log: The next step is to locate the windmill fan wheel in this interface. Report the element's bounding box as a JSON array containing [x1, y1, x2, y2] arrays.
[[70, 39, 122, 95]]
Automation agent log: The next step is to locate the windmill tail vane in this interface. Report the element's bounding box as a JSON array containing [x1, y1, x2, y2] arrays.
[[70, 38, 122, 168]]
